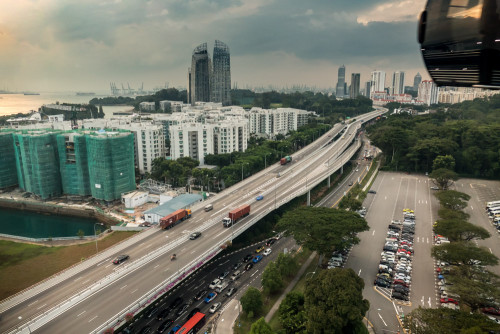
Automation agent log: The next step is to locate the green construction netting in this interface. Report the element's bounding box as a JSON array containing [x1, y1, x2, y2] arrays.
[[13, 131, 62, 199], [0, 131, 18, 188], [86, 131, 136, 201], [57, 133, 91, 196]]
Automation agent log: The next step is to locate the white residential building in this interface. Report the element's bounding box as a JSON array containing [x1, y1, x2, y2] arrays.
[[370, 71, 386, 99], [248, 107, 310, 137], [139, 102, 156, 112], [160, 100, 184, 112], [391, 71, 405, 95], [418, 80, 439, 106]]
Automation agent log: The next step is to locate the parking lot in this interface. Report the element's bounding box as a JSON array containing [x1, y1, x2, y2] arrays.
[[345, 171, 441, 333]]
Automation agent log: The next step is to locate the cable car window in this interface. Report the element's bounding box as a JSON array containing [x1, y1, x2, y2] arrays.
[[447, 0, 482, 19]]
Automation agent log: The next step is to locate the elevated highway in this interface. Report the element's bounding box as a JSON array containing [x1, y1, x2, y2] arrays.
[[1, 108, 386, 334]]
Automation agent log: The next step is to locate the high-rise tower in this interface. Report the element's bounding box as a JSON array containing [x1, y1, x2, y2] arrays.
[[336, 65, 346, 98], [350, 73, 360, 98], [413, 73, 422, 92], [391, 71, 405, 95], [370, 70, 386, 98], [211, 40, 231, 106], [188, 43, 211, 105]]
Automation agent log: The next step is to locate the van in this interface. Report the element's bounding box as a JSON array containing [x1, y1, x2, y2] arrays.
[[204, 204, 213, 212], [230, 270, 241, 281], [215, 281, 229, 293]]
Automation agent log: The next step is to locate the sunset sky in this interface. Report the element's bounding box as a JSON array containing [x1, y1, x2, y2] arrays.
[[0, 0, 428, 93]]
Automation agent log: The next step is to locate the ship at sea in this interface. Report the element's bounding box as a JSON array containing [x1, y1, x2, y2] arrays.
[[23, 92, 40, 95], [76, 92, 95, 96]]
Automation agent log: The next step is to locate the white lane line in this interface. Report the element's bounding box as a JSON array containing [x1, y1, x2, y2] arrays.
[[358, 269, 362, 276], [212, 230, 226, 239], [28, 300, 38, 307], [421, 296, 425, 305], [77, 311, 86, 317], [88, 315, 98, 323], [105, 264, 112, 268], [490, 248, 493, 254], [251, 270, 259, 277], [37, 304, 47, 310], [131, 289, 138, 294], [372, 230, 375, 236], [120, 285, 127, 290], [154, 264, 159, 269], [428, 297, 432, 307], [191, 250, 196, 254], [219, 260, 230, 266], [81, 279, 90, 285], [427, 237, 429, 243], [378, 313, 387, 326], [74, 276, 82, 282]]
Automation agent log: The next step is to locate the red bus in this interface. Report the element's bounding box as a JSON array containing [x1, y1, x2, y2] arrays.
[[175, 312, 206, 334]]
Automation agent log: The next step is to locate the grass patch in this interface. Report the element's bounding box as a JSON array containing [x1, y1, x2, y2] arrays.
[[0, 231, 136, 300]]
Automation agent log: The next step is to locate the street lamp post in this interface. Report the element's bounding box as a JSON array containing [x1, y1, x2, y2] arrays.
[[94, 223, 104, 254], [241, 162, 249, 181], [18, 316, 31, 334], [264, 153, 271, 169]]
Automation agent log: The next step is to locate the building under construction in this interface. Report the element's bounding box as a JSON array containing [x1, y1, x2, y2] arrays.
[[0, 128, 136, 201]]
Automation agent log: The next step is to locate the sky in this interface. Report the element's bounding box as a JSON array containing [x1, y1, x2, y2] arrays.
[[0, 0, 429, 93]]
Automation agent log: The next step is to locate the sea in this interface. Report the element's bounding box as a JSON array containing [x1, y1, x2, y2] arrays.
[[0, 91, 134, 118]]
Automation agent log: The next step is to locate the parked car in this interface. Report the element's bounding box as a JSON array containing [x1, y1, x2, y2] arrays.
[[368, 190, 376, 194], [393, 280, 409, 288], [374, 278, 391, 288], [112, 254, 129, 264], [392, 292, 409, 301], [481, 307, 500, 316], [266, 238, 276, 246], [393, 285, 410, 295], [440, 298, 459, 305]]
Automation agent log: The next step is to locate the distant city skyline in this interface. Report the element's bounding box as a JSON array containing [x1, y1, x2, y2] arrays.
[[0, 1, 429, 92]]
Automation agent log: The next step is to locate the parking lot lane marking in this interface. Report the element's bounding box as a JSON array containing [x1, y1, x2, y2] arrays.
[[120, 285, 127, 290], [428, 297, 432, 307], [417, 237, 419, 243], [105, 264, 112, 268], [154, 264, 159, 269], [88, 315, 98, 323], [490, 248, 493, 253], [372, 230, 375, 236], [131, 289, 138, 294], [37, 304, 47, 310], [77, 311, 86, 317], [358, 269, 362, 276], [28, 300, 38, 307], [421, 296, 425, 305], [378, 313, 388, 326], [427, 237, 429, 243]]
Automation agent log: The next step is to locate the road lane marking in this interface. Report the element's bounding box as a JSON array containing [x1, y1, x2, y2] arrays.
[[191, 250, 196, 254], [28, 300, 38, 307], [417, 237, 419, 242], [427, 237, 429, 243], [37, 304, 47, 310], [88, 315, 98, 322], [378, 313, 387, 326], [219, 260, 230, 266], [372, 230, 375, 236], [154, 264, 159, 269], [81, 279, 90, 285], [490, 248, 493, 253], [77, 311, 86, 317], [131, 289, 138, 294], [120, 285, 127, 290], [421, 296, 425, 305], [251, 270, 259, 277], [358, 269, 362, 276], [105, 264, 112, 268], [428, 297, 432, 307], [213, 230, 226, 239], [74, 276, 82, 282]]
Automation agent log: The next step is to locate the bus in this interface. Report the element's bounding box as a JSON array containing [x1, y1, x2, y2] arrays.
[[175, 312, 206, 334], [487, 200, 500, 208]]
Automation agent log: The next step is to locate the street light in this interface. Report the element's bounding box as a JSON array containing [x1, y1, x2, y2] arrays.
[[305, 271, 316, 280], [264, 153, 271, 169], [94, 223, 104, 254], [18, 316, 31, 334], [241, 162, 249, 181]]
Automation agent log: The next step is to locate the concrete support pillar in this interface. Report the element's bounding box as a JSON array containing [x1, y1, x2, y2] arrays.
[[307, 190, 311, 206], [341, 165, 344, 174], [327, 175, 331, 188]]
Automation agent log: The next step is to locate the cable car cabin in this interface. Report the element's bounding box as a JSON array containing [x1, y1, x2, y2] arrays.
[[418, 0, 500, 88]]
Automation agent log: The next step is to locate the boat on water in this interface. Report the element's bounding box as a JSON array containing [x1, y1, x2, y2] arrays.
[[76, 92, 95, 96], [23, 92, 40, 95]]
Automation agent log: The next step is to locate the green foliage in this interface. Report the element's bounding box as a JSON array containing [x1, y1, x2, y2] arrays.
[[275, 253, 299, 278], [241, 287, 263, 316], [276, 207, 369, 256], [304, 268, 369, 334], [435, 190, 471, 210], [434, 219, 490, 242], [77, 229, 85, 239], [433, 155, 456, 171], [431, 242, 498, 269], [446, 272, 500, 311], [150, 157, 199, 187], [407, 307, 500, 334], [430, 168, 458, 190], [338, 194, 362, 211], [89, 96, 135, 105], [438, 207, 470, 221], [249, 317, 275, 334], [261, 261, 284, 294], [279, 291, 306, 334]]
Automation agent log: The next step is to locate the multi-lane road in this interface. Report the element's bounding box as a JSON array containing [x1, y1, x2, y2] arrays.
[[1, 109, 385, 333]]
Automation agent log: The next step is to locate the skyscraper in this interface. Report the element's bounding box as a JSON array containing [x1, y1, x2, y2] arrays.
[[391, 71, 405, 95], [370, 71, 386, 98], [336, 65, 346, 98], [211, 40, 231, 106], [350, 73, 361, 98], [418, 80, 439, 106], [364, 81, 371, 98], [189, 43, 211, 104], [413, 73, 422, 92]]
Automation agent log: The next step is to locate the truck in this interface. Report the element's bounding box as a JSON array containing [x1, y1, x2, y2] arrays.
[[222, 204, 250, 227], [280, 156, 292, 165], [160, 209, 192, 229]]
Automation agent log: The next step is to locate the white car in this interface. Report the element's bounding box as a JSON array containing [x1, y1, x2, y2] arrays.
[[209, 278, 221, 290], [209, 302, 222, 314], [263, 248, 272, 256]]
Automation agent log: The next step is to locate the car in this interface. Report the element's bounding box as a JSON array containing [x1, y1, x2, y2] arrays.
[[232, 262, 242, 270], [156, 308, 170, 321], [253, 255, 263, 263], [189, 231, 202, 240], [186, 308, 200, 320], [209, 279, 221, 290], [482, 307, 500, 316], [255, 245, 266, 253], [145, 306, 159, 318], [205, 292, 218, 303], [245, 262, 254, 271], [170, 297, 183, 309], [139, 222, 152, 227], [393, 280, 409, 288], [266, 238, 276, 246], [368, 190, 376, 194], [256, 195, 264, 201], [209, 302, 222, 314], [176, 303, 189, 316], [157, 319, 174, 333], [440, 298, 459, 305], [392, 292, 409, 301], [374, 278, 391, 288], [392, 219, 402, 225], [194, 289, 208, 301], [139, 326, 152, 334], [431, 186, 440, 190], [348, 182, 353, 186], [263, 248, 272, 256], [243, 254, 254, 262], [219, 270, 230, 280], [168, 325, 181, 334], [393, 285, 410, 295], [226, 287, 237, 297], [112, 254, 129, 264]]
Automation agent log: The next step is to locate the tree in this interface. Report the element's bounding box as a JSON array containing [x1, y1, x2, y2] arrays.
[[434, 219, 490, 242], [304, 268, 369, 334], [77, 229, 85, 239], [434, 190, 471, 210], [261, 261, 284, 294], [438, 207, 470, 221], [276, 207, 369, 256], [429, 168, 458, 190], [276, 253, 299, 278], [446, 273, 500, 311], [249, 317, 275, 334], [431, 242, 498, 274], [407, 307, 500, 334], [98, 105, 105, 118], [338, 195, 362, 211], [433, 155, 456, 171], [279, 291, 306, 334], [241, 287, 263, 317]]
